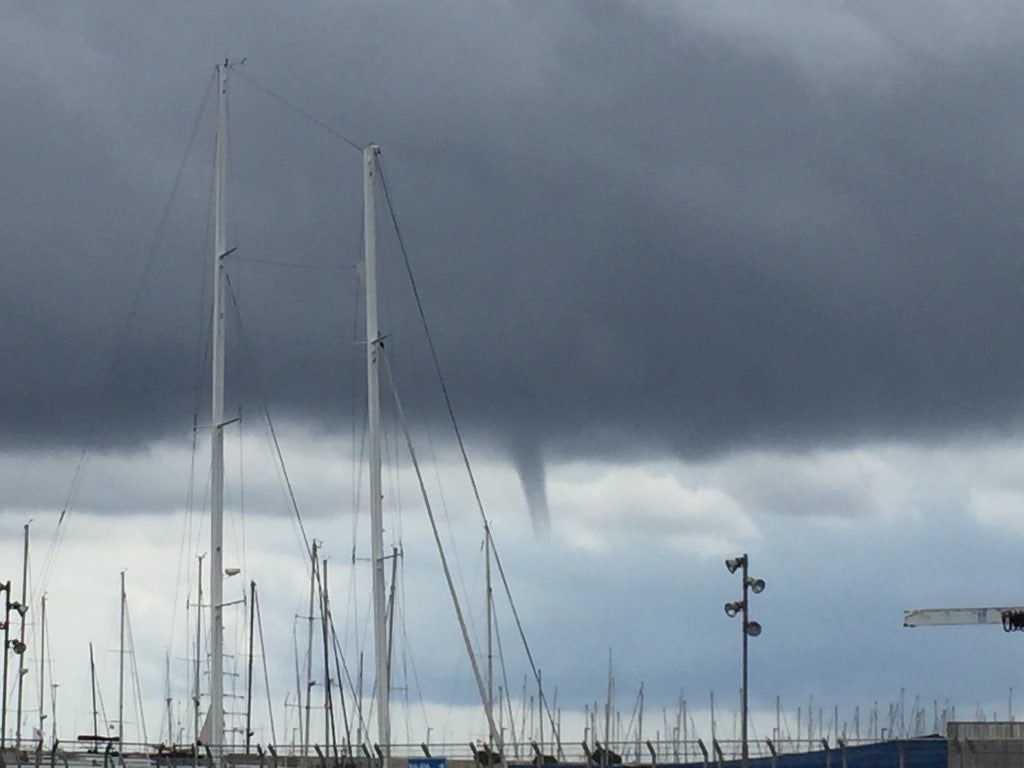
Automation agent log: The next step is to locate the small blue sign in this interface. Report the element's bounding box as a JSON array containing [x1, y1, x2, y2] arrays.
[[410, 759, 448, 768]]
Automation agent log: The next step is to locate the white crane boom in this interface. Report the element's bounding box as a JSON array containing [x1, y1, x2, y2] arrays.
[[903, 606, 1024, 628]]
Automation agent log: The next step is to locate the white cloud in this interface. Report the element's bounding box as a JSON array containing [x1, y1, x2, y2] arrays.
[[549, 461, 757, 555], [4, 428, 1024, 749], [968, 486, 1024, 535], [640, 0, 1015, 92], [713, 446, 919, 522], [641, 0, 905, 89]]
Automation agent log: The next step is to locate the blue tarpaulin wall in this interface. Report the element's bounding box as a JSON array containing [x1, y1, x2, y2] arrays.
[[510, 737, 947, 768]]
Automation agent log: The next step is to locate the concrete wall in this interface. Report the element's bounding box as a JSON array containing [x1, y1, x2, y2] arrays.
[[947, 721, 1024, 768]]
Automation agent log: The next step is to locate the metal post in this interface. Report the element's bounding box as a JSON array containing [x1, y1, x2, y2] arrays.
[[741, 558, 748, 768], [724, 556, 764, 768], [2, 581, 11, 756], [16, 523, 29, 762], [245, 581, 256, 754]]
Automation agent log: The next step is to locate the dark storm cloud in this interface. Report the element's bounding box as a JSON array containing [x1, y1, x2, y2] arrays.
[[3, 2, 1024, 462]]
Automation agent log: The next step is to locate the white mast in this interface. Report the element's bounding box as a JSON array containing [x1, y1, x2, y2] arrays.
[[165, 652, 173, 749], [37, 595, 46, 747], [210, 60, 230, 757], [90, 642, 99, 741], [303, 541, 319, 755], [486, 525, 494, 735], [119, 571, 126, 745], [194, 554, 204, 752], [363, 143, 390, 764]]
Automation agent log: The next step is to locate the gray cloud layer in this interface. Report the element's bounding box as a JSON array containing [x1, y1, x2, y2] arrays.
[[3, 2, 1023, 465]]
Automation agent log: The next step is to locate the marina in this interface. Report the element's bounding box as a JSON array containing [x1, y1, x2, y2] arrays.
[[3, 6, 1024, 768]]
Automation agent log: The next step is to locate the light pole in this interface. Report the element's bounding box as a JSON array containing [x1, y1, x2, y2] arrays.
[[1, 581, 28, 755], [724, 555, 765, 768]]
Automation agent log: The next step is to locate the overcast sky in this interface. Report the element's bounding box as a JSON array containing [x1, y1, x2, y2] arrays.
[[2, 0, 1024, 758]]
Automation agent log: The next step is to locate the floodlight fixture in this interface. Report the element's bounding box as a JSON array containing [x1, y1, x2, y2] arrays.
[[747, 577, 766, 594], [9, 639, 25, 655], [725, 556, 746, 574], [10, 601, 26, 616], [745, 621, 762, 637], [724, 601, 744, 617]]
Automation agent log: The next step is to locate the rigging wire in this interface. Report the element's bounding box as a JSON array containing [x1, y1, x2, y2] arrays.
[[170, 116, 218, 674], [370, 159, 484, 711], [229, 66, 363, 153], [330, 618, 365, 749], [235, 255, 345, 270], [169, 414, 202, 667], [380, 350, 503, 752], [125, 599, 150, 744], [37, 71, 217, 598], [237, 410, 248, 595], [395, 544, 431, 744], [350, 269, 364, 565], [224, 273, 313, 562], [376, 153, 562, 749], [346, 266, 370, 711], [491, 603, 520, 751], [253, 584, 278, 746]]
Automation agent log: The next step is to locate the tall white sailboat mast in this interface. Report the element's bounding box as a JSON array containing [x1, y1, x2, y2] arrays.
[[209, 60, 230, 756], [363, 143, 391, 764]]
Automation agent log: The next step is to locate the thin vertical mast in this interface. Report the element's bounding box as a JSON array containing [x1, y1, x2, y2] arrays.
[[119, 572, 126, 745], [15, 522, 29, 757], [245, 581, 255, 754], [637, 683, 644, 761], [210, 60, 230, 757], [37, 596, 46, 748], [303, 541, 318, 755], [321, 559, 335, 759], [363, 143, 390, 764], [166, 653, 173, 748], [194, 555, 204, 753], [486, 525, 493, 735], [604, 652, 612, 750], [2, 580, 12, 757], [90, 643, 98, 742]]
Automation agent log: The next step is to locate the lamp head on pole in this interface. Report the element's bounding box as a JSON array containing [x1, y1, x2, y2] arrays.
[[725, 556, 747, 574], [724, 601, 745, 618], [746, 577, 766, 594]]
